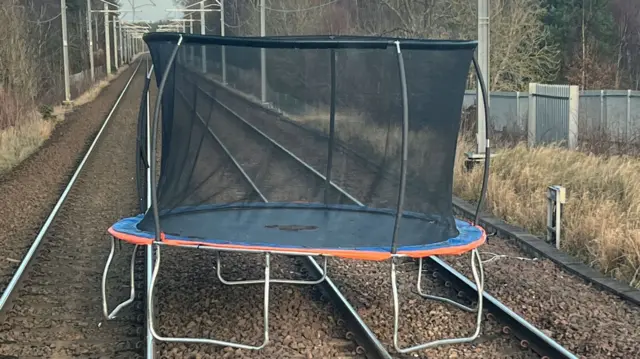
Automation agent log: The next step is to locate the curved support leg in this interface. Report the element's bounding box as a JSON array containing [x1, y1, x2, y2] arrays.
[[392, 249, 485, 353], [216, 252, 327, 285], [416, 253, 477, 312], [102, 237, 139, 320], [148, 245, 271, 350]]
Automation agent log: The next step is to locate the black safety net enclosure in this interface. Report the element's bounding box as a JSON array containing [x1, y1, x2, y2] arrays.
[[138, 33, 480, 254]]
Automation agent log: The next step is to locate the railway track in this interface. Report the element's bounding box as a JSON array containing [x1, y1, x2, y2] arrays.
[[0, 53, 609, 358], [0, 58, 147, 358], [172, 65, 580, 359]]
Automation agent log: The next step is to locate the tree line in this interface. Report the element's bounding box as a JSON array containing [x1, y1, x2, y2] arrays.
[[2, 0, 636, 124], [0, 0, 117, 117], [176, 0, 640, 91]]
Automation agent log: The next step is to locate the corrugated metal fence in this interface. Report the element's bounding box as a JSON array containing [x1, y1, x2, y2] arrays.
[[528, 83, 579, 148], [463, 88, 640, 147], [580, 90, 640, 142]]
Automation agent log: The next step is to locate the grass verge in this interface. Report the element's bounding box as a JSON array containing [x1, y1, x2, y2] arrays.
[[0, 64, 130, 176], [0, 110, 55, 173]]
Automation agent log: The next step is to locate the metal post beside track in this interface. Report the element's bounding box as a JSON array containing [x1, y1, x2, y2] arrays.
[[104, 3, 111, 76], [87, 0, 95, 82], [61, 0, 72, 104], [546, 185, 566, 250], [220, 0, 226, 84], [260, 0, 266, 104], [200, 0, 206, 73]]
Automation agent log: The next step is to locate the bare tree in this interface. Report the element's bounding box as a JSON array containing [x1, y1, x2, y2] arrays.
[[612, 0, 640, 89], [358, 0, 560, 91]]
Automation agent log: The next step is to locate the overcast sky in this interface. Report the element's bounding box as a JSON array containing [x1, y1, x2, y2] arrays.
[[118, 0, 181, 22]]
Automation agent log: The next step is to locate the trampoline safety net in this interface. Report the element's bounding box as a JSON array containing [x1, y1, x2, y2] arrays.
[[138, 34, 478, 253]]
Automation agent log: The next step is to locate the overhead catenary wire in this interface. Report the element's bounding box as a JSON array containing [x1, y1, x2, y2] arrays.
[[214, 0, 341, 32], [26, 12, 62, 24], [264, 0, 339, 13]]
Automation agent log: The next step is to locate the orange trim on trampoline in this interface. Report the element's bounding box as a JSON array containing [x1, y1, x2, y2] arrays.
[[108, 227, 154, 245], [108, 226, 487, 261]]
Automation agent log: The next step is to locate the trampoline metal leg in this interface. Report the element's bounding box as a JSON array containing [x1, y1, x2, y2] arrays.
[[416, 256, 476, 312], [101, 237, 139, 320], [148, 245, 271, 350], [392, 250, 485, 353], [216, 252, 327, 285]]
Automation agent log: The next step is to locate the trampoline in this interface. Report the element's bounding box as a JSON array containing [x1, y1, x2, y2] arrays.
[[102, 33, 491, 354]]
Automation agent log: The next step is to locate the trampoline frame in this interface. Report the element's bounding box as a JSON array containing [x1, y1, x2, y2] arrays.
[[101, 33, 492, 354]]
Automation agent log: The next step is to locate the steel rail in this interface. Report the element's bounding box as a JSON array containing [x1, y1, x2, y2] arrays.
[[174, 84, 392, 359], [182, 70, 579, 359], [0, 59, 144, 316]]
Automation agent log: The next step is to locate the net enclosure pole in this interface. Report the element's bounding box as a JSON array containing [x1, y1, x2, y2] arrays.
[[390, 41, 409, 255], [61, 0, 71, 103], [471, 56, 491, 225], [87, 0, 95, 82], [146, 34, 183, 350], [260, 0, 266, 103], [149, 35, 184, 245], [324, 49, 336, 204], [104, 3, 111, 75]]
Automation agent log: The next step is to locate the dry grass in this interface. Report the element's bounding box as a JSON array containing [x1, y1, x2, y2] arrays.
[[0, 64, 130, 176], [287, 107, 640, 288], [71, 63, 130, 108], [0, 2, 135, 176], [454, 139, 640, 288], [72, 78, 112, 108], [0, 110, 55, 174]]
